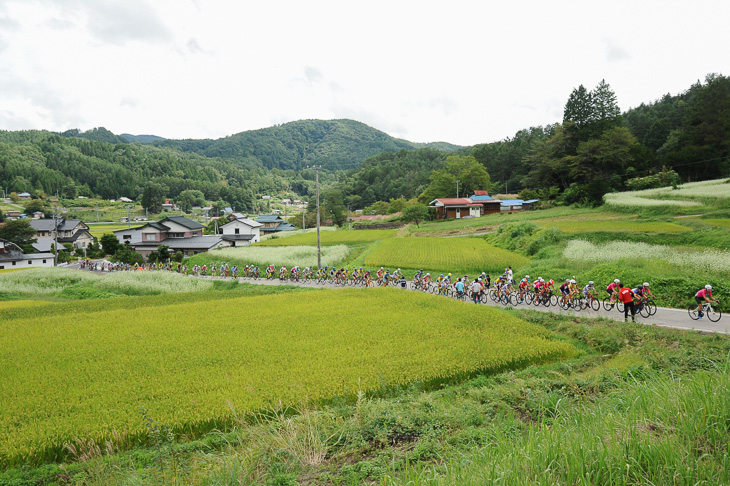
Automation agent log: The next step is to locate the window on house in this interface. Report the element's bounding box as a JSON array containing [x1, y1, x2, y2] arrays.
[[145, 233, 156, 241], [28, 260, 32, 264], [0, 265, 4, 269], [43, 260, 46, 264], [123, 235, 131, 240], [235, 228, 240, 234], [12, 261, 16, 266]]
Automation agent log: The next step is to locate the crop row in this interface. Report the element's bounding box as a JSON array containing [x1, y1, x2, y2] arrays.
[[364, 237, 529, 274], [187, 244, 350, 269], [537, 220, 690, 234], [256, 229, 398, 246], [0, 288, 573, 467]]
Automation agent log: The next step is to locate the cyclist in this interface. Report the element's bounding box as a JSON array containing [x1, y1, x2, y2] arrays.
[[618, 282, 637, 322], [559, 279, 571, 305], [583, 281, 598, 307], [606, 279, 621, 307], [695, 284, 718, 318], [455, 278, 465, 300]]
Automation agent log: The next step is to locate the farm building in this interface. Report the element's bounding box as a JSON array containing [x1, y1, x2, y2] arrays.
[[499, 199, 540, 211], [17, 192, 31, 199], [428, 198, 483, 219], [6, 210, 21, 220], [220, 217, 263, 246], [469, 191, 501, 214], [0, 238, 54, 270]]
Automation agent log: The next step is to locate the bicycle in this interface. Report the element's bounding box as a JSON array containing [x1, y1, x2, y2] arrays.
[[688, 300, 722, 322]]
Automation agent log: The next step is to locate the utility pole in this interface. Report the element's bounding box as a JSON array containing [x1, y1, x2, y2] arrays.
[[126, 205, 132, 229], [347, 205, 350, 231], [52, 207, 60, 267], [310, 165, 322, 269], [302, 210, 306, 231], [456, 180, 460, 199]]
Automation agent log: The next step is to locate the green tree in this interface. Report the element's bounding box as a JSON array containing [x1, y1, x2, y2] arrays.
[[563, 84, 593, 128], [177, 189, 206, 213], [24, 199, 45, 215], [147, 245, 171, 263], [0, 219, 37, 252], [419, 155, 492, 203], [99, 233, 120, 255], [323, 189, 346, 226], [141, 183, 167, 214], [113, 242, 145, 264], [63, 183, 78, 199], [402, 204, 428, 227]]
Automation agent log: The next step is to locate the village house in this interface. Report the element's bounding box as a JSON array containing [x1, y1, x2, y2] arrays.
[[6, 210, 21, 220], [256, 214, 297, 234], [469, 191, 502, 214], [117, 215, 228, 258], [17, 192, 31, 200], [29, 218, 93, 250], [220, 217, 263, 247], [428, 198, 484, 220], [0, 238, 54, 270]]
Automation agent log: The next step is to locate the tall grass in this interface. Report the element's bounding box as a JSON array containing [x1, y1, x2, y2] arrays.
[[383, 366, 730, 485], [0, 267, 213, 297]]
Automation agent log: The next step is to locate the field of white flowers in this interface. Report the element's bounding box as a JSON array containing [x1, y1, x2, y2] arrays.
[[604, 178, 730, 208], [0, 268, 213, 296], [204, 244, 349, 268], [564, 240, 730, 274]]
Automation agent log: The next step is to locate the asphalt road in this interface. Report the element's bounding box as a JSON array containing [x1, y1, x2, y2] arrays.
[[67, 263, 729, 334], [214, 275, 730, 334]]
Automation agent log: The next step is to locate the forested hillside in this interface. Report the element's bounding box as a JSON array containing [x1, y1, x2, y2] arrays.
[[462, 74, 730, 204], [148, 119, 460, 171], [0, 130, 309, 211]]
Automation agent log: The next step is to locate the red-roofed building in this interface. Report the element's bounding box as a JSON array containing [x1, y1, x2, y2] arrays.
[[428, 198, 483, 219]]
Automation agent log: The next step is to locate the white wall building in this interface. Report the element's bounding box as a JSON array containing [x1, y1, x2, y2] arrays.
[[220, 218, 262, 247], [0, 238, 54, 270]]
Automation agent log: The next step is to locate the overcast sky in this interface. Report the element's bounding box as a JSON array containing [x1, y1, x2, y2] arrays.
[[0, 0, 728, 147]]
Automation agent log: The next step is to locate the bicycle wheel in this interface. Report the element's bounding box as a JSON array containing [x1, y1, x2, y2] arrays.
[[639, 303, 651, 318], [489, 290, 499, 302], [648, 302, 657, 316], [616, 301, 624, 313], [590, 297, 600, 311], [548, 294, 558, 307], [500, 294, 510, 306], [688, 305, 700, 320], [602, 299, 615, 311], [707, 305, 722, 322], [509, 294, 519, 306]]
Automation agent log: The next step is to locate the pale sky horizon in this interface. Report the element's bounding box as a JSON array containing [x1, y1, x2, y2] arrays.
[[1, 0, 728, 147]]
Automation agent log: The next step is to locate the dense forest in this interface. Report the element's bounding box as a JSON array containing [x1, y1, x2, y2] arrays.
[[145, 119, 461, 171], [0, 74, 728, 213]]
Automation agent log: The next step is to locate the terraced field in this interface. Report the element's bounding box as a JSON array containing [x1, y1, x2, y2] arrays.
[[0, 288, 572, 467]]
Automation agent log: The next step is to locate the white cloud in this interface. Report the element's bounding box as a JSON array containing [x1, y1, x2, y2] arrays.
[[0, 0, 728, 146]]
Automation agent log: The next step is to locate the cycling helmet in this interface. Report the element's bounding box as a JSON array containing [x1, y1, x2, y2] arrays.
[[539, 277, 544, 282], [525, 275, 530, 279], [426, 273, 430, 276], [614, 279, 620, 284], [440, 274, 444, 277], [706, 284, 713, 290], [589, 281, 594, 285], [643, 282, 649, 287], [570, 279, 576, 284]]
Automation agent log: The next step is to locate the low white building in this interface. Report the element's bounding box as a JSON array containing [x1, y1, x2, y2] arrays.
[[220, 218, 263, 246], [0, 238, 54, 270]]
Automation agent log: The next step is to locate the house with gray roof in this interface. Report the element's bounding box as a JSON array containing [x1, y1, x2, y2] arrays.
[[120, 215, 228, 258], [220, 218, 262, 247], [256, 214, 296, 234], [29, 218, 93, 251], [0, 238, 54, 270]]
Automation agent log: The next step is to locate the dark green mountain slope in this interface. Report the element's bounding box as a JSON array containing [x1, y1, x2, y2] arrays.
[[152, 119, 461, 171]]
